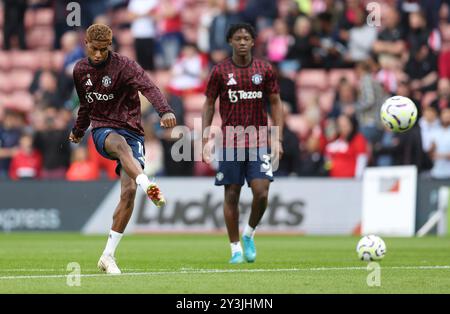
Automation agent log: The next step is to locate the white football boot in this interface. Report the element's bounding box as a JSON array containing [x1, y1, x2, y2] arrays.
[[97, 254, 121, 275]]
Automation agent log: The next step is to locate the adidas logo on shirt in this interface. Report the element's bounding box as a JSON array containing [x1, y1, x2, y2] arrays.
[[227, 73, 237, 86], [85, 79, 93, 86]]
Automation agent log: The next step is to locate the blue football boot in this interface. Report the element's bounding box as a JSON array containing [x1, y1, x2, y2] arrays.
[[242, 235, 256, 263], [229, 251, 245, 264]]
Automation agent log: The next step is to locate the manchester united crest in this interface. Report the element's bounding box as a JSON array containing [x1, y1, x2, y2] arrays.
[[251, 73, 263, 85], [102, 75, 112, 87]]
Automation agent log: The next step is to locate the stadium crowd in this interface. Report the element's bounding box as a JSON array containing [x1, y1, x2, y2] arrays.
[[0, 0, 450, 181]]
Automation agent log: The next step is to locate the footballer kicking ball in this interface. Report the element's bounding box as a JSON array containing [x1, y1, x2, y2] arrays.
[[380, 95, 418, 132], [356, 235, 386, 261]]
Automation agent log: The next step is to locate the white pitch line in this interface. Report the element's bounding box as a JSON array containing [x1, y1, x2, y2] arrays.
[[0, 265, 449, 280]]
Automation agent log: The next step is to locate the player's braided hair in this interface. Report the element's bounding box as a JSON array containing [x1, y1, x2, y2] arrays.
[[226, 23, 256, 42], [86, 24, 112, 42]]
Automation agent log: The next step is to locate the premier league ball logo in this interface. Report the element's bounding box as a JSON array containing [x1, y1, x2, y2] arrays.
[[102, 75, 112, 87], [251, 74, 263, 85]]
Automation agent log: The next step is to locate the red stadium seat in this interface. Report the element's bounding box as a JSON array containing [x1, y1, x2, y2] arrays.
[[328, 69, 357, 88], [0, 72, 13, 93], [3, 91, 34, 112], [9, 69, 34, 91], [183, 93, 206, 112], [34, 8, 54, 26], [296, 69, 328, 90], [27, 26, 54, 50], [0, 52, 12, 71], [52, 51, 65, 71], [24, 9, 35, 29], [10, 51, 41, 71]]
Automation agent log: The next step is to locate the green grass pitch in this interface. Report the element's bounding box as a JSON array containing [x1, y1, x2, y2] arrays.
[[0, 233, 449, 293]]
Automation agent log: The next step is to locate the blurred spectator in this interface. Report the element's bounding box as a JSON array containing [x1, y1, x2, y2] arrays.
[[157, 0, 185, 69], [272, 63, 298, 114], [420, 0, 443, 30], [66, 146, 100, 181], [420, 103, 441, 152], [407, 10, 441, 54], [197, 0, 221, 53], [314, 12, 347, 69], [9, 133, 42, 180], [128, 0, 159, 71], [324, 114, 368, 178], [266, 18, 293, 63], [0, 110, 26, 179], [430, 78, 450, 111], [274, 103, 301, 176], [80, 0, 109, 29], [345, 8, 377, 64], [375, 55, 407, 95], [57, 31, 85, 107], [298, 125, 326, 176], [373, 126, 396, 167], [335, 0, 362, 46], [372, 5, 406, 60], [209, 0, 242, 64], [32, 70, 60, 109], [429, 107, 450, 179], [405, 43, 438, 94], [329, 78, 358, 119], [29, 52, 55, 97], [355, 61, 387, 144], [374, 120, 426, 171], [33, 108, 71, 180], [2, 0, 27, 50], [167, 44, 209, 96], [242, 0, 277, 31], [397, 0, 422, 33], [51, 0, 72, 50], [285, 15, 318, 71]]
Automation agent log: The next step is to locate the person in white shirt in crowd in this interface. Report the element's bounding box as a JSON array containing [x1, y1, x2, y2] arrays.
[[128, 0, 159, 71], [429, 107, 450, 179]]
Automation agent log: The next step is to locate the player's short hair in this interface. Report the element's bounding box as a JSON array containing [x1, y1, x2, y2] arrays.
[[226, 23, 256, 42], [86, 24, 112, 43]]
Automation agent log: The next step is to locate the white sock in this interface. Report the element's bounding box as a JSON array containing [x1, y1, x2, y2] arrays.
[[136, 173, 151, 194], [243, 224, 256, 238], [102, 230, 123, 257], [230, 241, 243, 256]]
